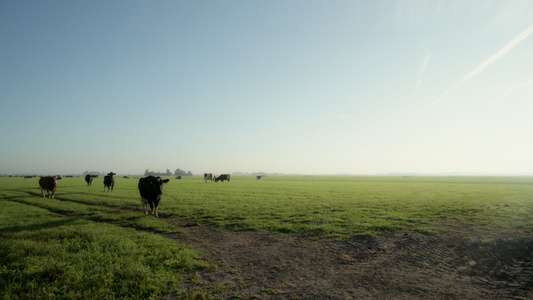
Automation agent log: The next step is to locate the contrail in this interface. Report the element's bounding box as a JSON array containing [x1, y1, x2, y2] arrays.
[[500, 78, 533, 100], [415, 53, 431, 97], [433, 24, 533, 105]]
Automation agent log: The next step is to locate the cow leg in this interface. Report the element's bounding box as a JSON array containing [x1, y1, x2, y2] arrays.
[[142, 199, 148, 215], [154, 205, 159, 218]]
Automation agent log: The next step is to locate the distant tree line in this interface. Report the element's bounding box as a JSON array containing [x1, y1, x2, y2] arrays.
[[144, 168, 193, 176], [82, 171, 106, 176]]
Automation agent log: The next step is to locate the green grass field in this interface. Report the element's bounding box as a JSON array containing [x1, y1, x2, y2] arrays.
[[1, 175, 532, 299]]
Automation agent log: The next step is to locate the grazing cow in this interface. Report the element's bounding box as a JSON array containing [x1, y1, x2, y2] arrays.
[[85, 174, 97, 186], [39, 176, 62, 199], [176, 176, 182, 180], [138, 176, 170, 218], [215, 174, 230, 182], [103, 172, 116, 192], [256, 176, 262, 180], [204, 173, 215, 183]]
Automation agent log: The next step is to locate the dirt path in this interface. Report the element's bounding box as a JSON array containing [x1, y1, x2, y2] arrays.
[[164, 220, 533, 299], [15, 192, 532, 298]]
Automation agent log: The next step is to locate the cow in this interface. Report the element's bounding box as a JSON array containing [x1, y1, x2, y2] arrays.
[[215, 174, 230, 182], [85, 174, 98, 186], [138, 176, 170, 218], [256, 176, 262, 180], [204, 173, 215, 183], [39, 176, 62, 199], [103, 172, 116, 192]]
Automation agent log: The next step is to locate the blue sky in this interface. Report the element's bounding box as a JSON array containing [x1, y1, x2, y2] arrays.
[[1, 1, 532, 175]]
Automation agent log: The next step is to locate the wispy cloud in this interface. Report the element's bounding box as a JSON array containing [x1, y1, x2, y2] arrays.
[[433, 24, 533, 105], [499, 78, 533, 101], [415, 53, 431, 97]]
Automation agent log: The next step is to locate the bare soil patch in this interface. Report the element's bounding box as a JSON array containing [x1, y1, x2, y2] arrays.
[[164, 219, 533, 299]]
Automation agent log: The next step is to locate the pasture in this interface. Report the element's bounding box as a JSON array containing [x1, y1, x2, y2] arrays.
[[1, 175, 532, 299]]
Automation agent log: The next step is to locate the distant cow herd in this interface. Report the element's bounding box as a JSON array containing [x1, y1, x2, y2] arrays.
[[36, 172, 232, 218]]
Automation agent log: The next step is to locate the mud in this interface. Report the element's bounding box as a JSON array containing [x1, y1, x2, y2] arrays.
[[165, 220, 532, 299]]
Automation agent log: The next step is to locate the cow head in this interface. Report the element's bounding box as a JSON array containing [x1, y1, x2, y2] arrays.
[[148, 176, 170, 195], [51, 176, 62, 185]]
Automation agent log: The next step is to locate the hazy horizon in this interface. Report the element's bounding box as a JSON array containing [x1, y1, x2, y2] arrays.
[[3, 170, 533, 177], [1, 1, 532, 176]]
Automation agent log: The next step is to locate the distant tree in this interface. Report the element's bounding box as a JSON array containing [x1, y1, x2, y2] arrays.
[[144, 168, 193, 176], [144, 169, 191, 176], [83, 171, 105, 176], [174, 168, 193, 176]]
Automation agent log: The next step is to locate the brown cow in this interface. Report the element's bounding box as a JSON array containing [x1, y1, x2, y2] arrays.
[[39, 176, 62, 199]]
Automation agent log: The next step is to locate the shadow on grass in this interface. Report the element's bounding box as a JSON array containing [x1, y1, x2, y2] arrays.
[[5, 195, 182, 235], [0, 218, 81, 234]]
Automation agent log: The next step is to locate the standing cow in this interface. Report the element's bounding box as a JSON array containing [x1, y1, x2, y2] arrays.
[[204, 173, 214, 183], [39, 176, 62, 199], [85, 174, 98, 186], [138, 176, 170, 218], [215, 174, 231, 182], [103, 172, 116, 192]]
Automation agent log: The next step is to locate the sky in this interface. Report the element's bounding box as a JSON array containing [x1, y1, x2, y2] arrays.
[[1, 1, 533, 176]]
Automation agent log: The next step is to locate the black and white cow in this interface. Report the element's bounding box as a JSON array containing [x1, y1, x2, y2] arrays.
[[215, 174, 231, 182], [103, 172, 116, 192], [138, 176, 170, 218], [204, 173, 215, 183]]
